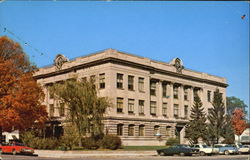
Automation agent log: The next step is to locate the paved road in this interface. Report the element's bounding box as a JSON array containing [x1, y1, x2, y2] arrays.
[[0, 154, 250, 160]]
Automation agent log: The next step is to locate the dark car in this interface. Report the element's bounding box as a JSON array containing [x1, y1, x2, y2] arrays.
[[157, 144, 199, 156]]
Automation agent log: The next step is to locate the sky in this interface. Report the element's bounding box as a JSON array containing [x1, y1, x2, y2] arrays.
[[0, 1, 249, 116]]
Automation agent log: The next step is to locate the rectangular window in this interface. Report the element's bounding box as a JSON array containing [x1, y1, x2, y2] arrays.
[[194, 90, 198, 100], [117, 124, 123, 136], [184, 88, 188, 101], [207, 90, 211, 102], [90, 75, 96, 82], [59, 103, 65, 117], [154, 126, 160, 135], [150, 101, 157, 115], [184, 105, 188, 118], [139, 125, 145, 136], [174, 104, 179, 118], [128, 99, 134, 114], [139, 100, 144, 115], [99, 73, 105, 89], [117, 98, 123, 113], [162, 84, 167, 97], [128, 75, 134, 90], [49, 104, 54, 117], [173, 86, 178, 99], [117, 73, 123, 89], [138, 77, 144, 92], [128, 125, 135, 136], [162, 103, 167, 116], [150, 81, 156, 96]]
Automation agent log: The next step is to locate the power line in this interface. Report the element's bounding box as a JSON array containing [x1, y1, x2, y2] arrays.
[[2, 26, 47, 59]]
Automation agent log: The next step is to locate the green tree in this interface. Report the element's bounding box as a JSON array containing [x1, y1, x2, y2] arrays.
[[207, 89, 226, 144], [60, 123, 79, 150], [226, 96, 248, 116], [49, 78, 111, 146], [185, 96, 207, 144], [221, 115, 235, 144]]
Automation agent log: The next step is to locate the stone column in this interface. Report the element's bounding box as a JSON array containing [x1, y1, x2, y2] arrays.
[[179, 85, 184, 118], [190, 86, 194, 113], [158, 80, 163, 116], [168, 82, 174, 119]]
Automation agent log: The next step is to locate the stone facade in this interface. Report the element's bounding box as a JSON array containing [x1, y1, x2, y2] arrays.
[[34, 49, 228, 146]]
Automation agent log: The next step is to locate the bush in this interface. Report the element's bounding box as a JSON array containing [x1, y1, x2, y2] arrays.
[[165, 137, 179, 146], [101, 134, 122, 150], [81, 137, 100, 150]]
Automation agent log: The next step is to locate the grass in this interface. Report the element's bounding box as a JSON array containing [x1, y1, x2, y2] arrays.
[[120, 146, 168, 150]]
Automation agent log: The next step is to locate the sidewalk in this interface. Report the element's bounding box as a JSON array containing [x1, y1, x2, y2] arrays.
[[35, 150, 157, 158]]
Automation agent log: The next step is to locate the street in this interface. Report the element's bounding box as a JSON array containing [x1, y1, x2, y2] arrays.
[[0, 154, 249, 160]]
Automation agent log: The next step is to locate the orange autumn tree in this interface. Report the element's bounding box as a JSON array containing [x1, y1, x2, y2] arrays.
[[231, 108, 246, 144], [0, 36, 47, 141]]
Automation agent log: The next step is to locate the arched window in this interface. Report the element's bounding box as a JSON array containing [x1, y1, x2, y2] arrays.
[[139, 125, 145, 136], [154, 125, 160, 136], [117, 124, 123, 136], [166, 126, 172, 137], [128, 124, 135, 136]]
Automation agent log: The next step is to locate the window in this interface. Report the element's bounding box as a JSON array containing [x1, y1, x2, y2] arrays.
[[117, 98, 123, 113], [162, 103, 167, 116], [166, 126, 171, 137], [173, 86, 178, 99], [59, 103, 65, 117], [81, 77, 87, 82], [128, 75, 134, 90], [174, 104, 179, 118], [154, 125, 160, 136], [99, 73, 105, 89], [150, 101, 157, 115], [162, 83, 167, 97], [117, 124, 123, 136], [128, 99, 134, 114], [139, 125, 145, 136], [184, 105, 188, 118], [117, 73, 123, 89], [90, 75, 96, 82], [49, 104, 54, 117], [184, 88, 188, 101], [128, 124, 135, 136], [138, 77, 144, 92], [207, 90, 211, 102], [139, 100, 144, 115], [194, 89, 198, 100], [150, 81, 156, 96]]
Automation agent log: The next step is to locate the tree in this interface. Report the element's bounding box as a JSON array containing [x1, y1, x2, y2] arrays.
[[207, 89, 226, 144], [0, 36, 47, 143], [221, 115, 235, 144], [226, 96, 248, 116], [185, 96, 207, 144], [49, 78, 111, 146], [60, 123, 79, 150], [231, 108, 246, 144]]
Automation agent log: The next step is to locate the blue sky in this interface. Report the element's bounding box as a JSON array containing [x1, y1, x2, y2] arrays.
[[0, 1, 249, 115]]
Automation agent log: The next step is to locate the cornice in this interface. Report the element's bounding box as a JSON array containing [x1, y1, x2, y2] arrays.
[[34, 57, 228, 88]]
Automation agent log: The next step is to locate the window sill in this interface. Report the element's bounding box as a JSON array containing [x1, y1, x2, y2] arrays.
[[128, 112, 135, 115]]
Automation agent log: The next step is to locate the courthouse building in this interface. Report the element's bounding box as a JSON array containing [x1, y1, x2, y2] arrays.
[[34, 49, 228, 145]]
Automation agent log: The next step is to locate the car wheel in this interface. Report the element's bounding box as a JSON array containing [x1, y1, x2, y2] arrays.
[[12, 149, 17, 155], [200, 151, 206, 156], [224, 150, 229, 155], [180, 152, 185, 156], [159, 152, 165, 156]]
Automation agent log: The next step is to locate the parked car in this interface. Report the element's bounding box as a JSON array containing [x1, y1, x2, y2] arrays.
[[0, 142, 34, 155], [214, 144, 238, 155], [157, 144, 199, 156], [232, 144, 250, 154], [190, 144, 219, 156]]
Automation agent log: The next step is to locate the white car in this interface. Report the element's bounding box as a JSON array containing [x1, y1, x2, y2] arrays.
[[233, 144, 250, 154], [190, 144, 219, 156]]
